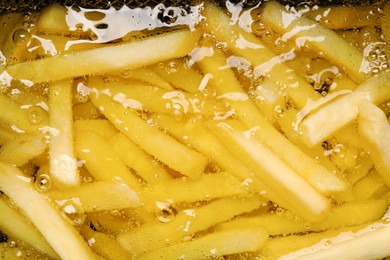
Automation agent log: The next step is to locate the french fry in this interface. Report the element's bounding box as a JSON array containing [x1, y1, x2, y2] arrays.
[[91, 77, 218, 117], [353, 171, 390, 200], [0, 133, 47, 166], [151, 58, 204, 93], [0, 126, 16, 144], [88, 83, 208, 179], [139, 227, 269, 259], [112, 67, 173, 90], [48, 181, 141, 212], [0, 196, 58, 258], [357, 100, 390, 187], [300, 72, 390, 146], [80, 224, 132, 260], [36, 4, 69, 35], [261, 1, 366, 83], [381, 4, 390, 45], [197, 43, 346, 196], [0, 94, 49, 133], [108, 133, 172, 184], [202, 1, 319, 109], [73, 101, 104, 120], [74, 119, 118, 140], [208, 120, 330, 222], [74, 130, 143, 192], [117, 196, 264, 255], [0, 162, 98, 260], [303, 5, 379, 30], [6, 29, 200, 83], [148, 172, 250, 203], [48, 79, 80, 188], [282, 222, 390, 259]]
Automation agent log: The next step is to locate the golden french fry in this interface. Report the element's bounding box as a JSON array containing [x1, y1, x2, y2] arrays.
[[88, 82, 208, 179], [48, 79, 80, 188], [108, 133, 172, 184], [261, 1, 366, 83], [353, 170, 390, 200], [0, 162, 97, 259], [357, 100, 390, 187], [36, 4, 69, 34], [6, 29, 200, 83], [74, 119, 118, 140], [139, 227, 269, 259], [0, 196, 58, 258], [0, 132, 47, 166], [118, 196, 264, 255]]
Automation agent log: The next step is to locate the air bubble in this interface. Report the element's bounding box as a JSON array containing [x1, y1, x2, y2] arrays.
[[166, 61, 178, 73], [12, 29, 31, 45], [28, 107, 45, 124], [59, 199, 85, 227], [120, 67, 132, 78], [34, 173, 52, 192], [154, 203, 176, 223], [8, 241, 15, 248]]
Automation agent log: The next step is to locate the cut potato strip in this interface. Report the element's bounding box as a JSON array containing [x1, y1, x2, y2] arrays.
[[282, 222, 390, 260], [202, 1, 319, 109], [353, 171, 389, 200], [0, 94, 49, 133], [0, 196, 58, 258], [303, 5, 379, 30], [88, 82, 208, 179], [48, 181, 141, 212], [151, 58, 204, 93], [149, 172, 250, 203], [108, 133, 172, 184], [197, 46, 346, 195], [6, 29, 199, 83], [209, 120, 330, 222], [0, 163, 97, 260], [36, 4, 69, 34], [118, 196, 264, 255], [216, 199, 386, 236], [74, 130, 143, 192], [300, 72, 390, 146], [261, 1, 366, 83], [357, 101, 390, 187], [49, 79, 80, 188], [0, 133, 47, 166], [139, 227, 269, 259], [74, 119, 118, 140]]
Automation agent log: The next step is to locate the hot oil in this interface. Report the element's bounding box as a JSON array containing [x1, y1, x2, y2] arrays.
[[0, 0, 389, 259]]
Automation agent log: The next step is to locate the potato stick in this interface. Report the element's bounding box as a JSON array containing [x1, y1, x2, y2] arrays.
[[0, 197, 58, 258], [357, 101, 390, 187], [209, 120, 330, 222], [108, 133, 172, 184], [48, 181, 141, 212], [0, 163, 97, 260], [382, 4, 390, 45], [87, 211, 134, 235], [202, 1, 319, 109], [73, 101, 104, 120], [0, 94, 49, 133], [74, 119, 118, 140], [353, 171, 389, 200], [283, 222, 390, 260], [151, 114, 291, 207], [261, 1, 366, 83], [303, 5, 379, 30], [262, 225, 365, 258], [112, 67, 173, 90], [0, 242, 48, 259], [92, 77, 217, 117], [0, 133, 47, 166], [118, 196, 264, 255], [197, 43, 345, 195], [150, 58, 204, 93], [88, 86, 207, 179], [6, 29, 200, 83], [344, 156, 374, 186], [0, 126, 16, 144], [36, 4, 69, 34], [300, 72, 390, 146], [80, 225, 132, 260], [139, 227, 269, 260], [149, 172, 250, 203], [48, 79, 79, 188], [74, 130, 143, 192]]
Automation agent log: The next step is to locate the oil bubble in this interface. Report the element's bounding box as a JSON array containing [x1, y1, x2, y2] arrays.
[[12, 29, 31, 45], [154, 202, 176, 223], [59, 199, 85, 227], [34, 173, 52, 193], [28, 107, 45, 124]]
